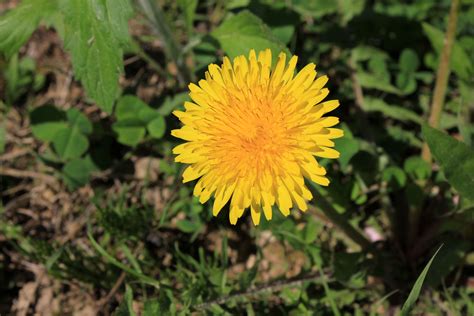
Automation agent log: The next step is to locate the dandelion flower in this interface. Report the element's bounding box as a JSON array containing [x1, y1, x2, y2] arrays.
[[172, 49, 343, 225]]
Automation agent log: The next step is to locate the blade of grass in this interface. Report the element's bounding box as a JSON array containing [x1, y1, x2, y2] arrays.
[[400, 244, 443, 316], [313, 251, 341, 316], [87, 225, 161, 288]]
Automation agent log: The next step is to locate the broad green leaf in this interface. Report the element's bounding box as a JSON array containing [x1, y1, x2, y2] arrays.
[[53, 128, 89, 160], [335, 137, 359, 169], [422, 125, 474, 200], [422, 23, 473, 80], [212, 10, 289, 60], [30, 105, 67, 142], [147, 116, 166, 139], [351, 46, 389, 62], [176, 219, 201, 233], [62, 158, 93, 189], [116, 95, 149, 120], [66, 108, 92, 135], [103, 0, 133, 45], [143, 299, 161, 316], [399, 48, 419, 73], [338, 0, 365, 24], [112, 119, 146, 147], [400, 245, 443, 316], [138, 107, 160, 124], [363, 98, 422, 124], [60, 0, 132, 113], [0, 0, 58, 58], [396, 72, 417, 95]]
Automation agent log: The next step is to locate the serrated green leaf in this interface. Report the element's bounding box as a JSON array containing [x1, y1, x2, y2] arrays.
[[422, 125, 474, 199], [30, 105, 67, 142], [0, 0, 58, 58], [103, 0, 133, 45], [147, 116, 166, 139], [60, 0, 132, 112], [212, 10, 289, 60], [112, 119, 146, 146]]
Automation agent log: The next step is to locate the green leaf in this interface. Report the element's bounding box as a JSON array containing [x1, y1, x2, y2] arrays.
[[53, 128, 89, 160], [422, 125, 474, 199], [147, 116, 166, 139], [400, 245, 443, 316], [404, 156, 431, 180], [382, 166, 407, 189], [112, 119, 146, 147], [399, 48, 419, 73], [143, 299, 161, 316], [60, 0, 132, 112], [290, 0, 338, 18], [422, 22, 473, 80], [178, 0, 198, 34], [335, 131, 360, 169], [176, 219, 201, 233], [363, 98, 422, 124], [62, 158, 93, 189], [116, 95, 149, 120], [66, 108, 92, 135], [357, 72, 400, 94], [157, 92, 190, 116], [103, 0, 133, 45], [0, 0, 58, 58], [30, 105, 67, 142], [212, 10, 289, 60]]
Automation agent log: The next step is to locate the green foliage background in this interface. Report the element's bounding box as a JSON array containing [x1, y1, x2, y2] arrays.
[[0, 0, 473, 314]]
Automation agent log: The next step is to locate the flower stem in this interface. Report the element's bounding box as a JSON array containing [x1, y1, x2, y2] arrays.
[[309, 185, 371, 251], [137, 0, 193, 85], [421, 0, 460, 162]]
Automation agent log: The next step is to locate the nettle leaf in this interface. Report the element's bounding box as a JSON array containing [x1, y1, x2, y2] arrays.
[[422, 125, 474, 200], [60, 0, 133, 113], [0, 0, 58, 58], [212, 10, 289, 60]]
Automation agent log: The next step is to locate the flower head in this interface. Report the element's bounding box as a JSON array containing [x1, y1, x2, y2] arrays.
[[172, 49, 343, 225]]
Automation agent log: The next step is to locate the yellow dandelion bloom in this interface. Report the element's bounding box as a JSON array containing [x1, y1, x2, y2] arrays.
[[171, 49, 343, 225]]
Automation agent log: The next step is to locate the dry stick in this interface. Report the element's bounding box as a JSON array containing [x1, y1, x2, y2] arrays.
[[421, 0, 460, 162], [193, 270, 330, 311]]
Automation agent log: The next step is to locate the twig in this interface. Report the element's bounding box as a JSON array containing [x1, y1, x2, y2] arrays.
[[309, 185, 372, 251], [421, 0, 460, 162], [0, 167, 57, 184], [96, 271, 127, 310], [0, 148, 30, 161], [193, 270, 330, 311]]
